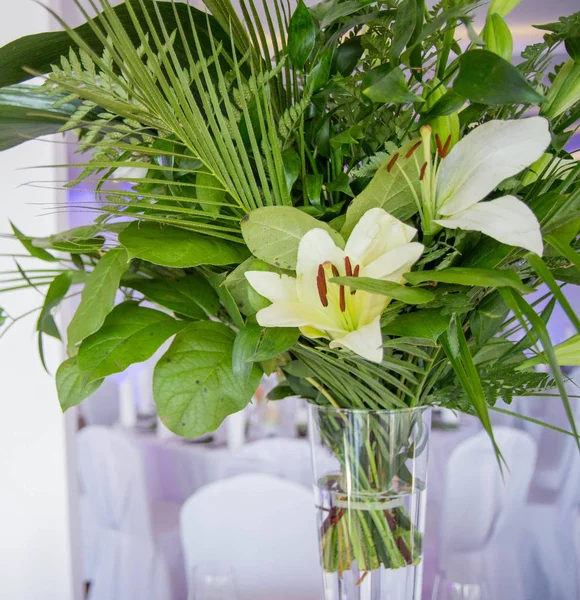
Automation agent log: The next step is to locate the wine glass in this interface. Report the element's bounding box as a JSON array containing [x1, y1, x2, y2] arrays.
[[188, 563, 238, 600], [432, 574, 489, 600]]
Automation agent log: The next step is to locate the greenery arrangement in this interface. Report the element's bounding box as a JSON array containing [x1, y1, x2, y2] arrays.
[[0, 0, 579, 582]]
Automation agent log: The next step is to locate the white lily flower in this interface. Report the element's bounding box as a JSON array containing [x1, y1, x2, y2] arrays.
[[393, 117, 551, 255], [245, 208, 424, 363]]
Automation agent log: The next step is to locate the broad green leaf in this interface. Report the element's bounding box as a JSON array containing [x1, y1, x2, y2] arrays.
[[205, 270, 245, 329], [249, 327, 300, 362], [11, 222, 58, 262], [382, 309, 450, 343], [154, 322, 262, 437], [320, 0, 369, 28], [471, 291, 509, 346], [119, 222, 249, 268], [0, 1, 228, 88], [421, 90, 465, 119], [0, 85, 81, 151], [488, 0, 522, 17], [224, 258, 277, 316], [56, 357, 103, 412], [333, 36, 364, 77], [232, 324, 262, 377], [78, 302, 186, 382], [362, 67, 424, 104], [241, 206, 344, 270], [342, 139, 421, 236], [331, 276, 435, 304], [454, 50, 545, 105], [390, 0, 417, 65], [127, 275, 220, 320], [67, 248, 129, 350], [282, 149, 301, 194], [267, 384, 296, 400], [307, 46, 334, 92], [404, 267, 531, 294], [288, 0, 316, 70]]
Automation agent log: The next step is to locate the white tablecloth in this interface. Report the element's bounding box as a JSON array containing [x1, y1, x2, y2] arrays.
[[121, 417, 482, 600]]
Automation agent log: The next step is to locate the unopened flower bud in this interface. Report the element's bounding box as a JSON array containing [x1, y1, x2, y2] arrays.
[[541, 59, 580, 120], [483, 13, 513, 62], [488, 0, 522, 17]]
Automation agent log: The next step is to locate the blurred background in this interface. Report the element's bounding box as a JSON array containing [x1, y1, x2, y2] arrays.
[[0, 1, 578, 599]]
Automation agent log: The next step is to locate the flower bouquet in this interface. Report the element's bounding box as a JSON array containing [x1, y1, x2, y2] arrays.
[[0, 0, 579, 597]]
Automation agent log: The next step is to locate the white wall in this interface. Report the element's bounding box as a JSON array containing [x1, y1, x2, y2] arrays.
[[0, 2, 80, 599]]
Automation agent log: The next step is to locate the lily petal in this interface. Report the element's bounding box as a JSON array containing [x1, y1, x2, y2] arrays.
[[346, 208, 417, 265], [255, 301, 345, 332], [296, 228, 345, 306], [363, 242, 425, 281], [434, 195, 543, 256], [329, 316, 383, 363], [437, 117, 551, 215], [245, 271, 298, 303]]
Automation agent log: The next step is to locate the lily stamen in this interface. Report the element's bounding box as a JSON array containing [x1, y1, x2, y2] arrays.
[[345, 256, 353, 277], [317, 264, 328, 307], [405, 140, 422, 159], [440, 135, 452, 158], [351, 264, 360, 294], [387, 153, 400, 173], [419, 162, 428, 181], [435, 133, 443, 156], [339, 285, 346, 312]]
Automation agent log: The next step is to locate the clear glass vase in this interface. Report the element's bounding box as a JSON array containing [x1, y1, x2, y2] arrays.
[[308, 405, 431, 600]]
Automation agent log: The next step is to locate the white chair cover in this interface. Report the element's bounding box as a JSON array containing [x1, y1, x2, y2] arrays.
[[180, 473, 323, 600], [77, 426, 182, 600], [79, 379, 119, 426], [519, 370, 580, 600], [437, 427, 537, 599]]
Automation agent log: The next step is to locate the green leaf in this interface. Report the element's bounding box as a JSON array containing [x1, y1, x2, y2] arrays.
[[342, 139, 422, 236], [320, 0, 370, 28], [282, 149, 301, 194], [232, 324, 263, 381], [77, 302, 186, 382], [127, 275, 220, 320], [390, 0, 417, 66], [382, 309, 450, 343], [307, 46, 334, 92], [288, 0, 316, 70], [11, 222, 58, 262], [519, 334, 580, 368], [526, 252, 580, 334], [67, 248, 129, 351], [421, 90, 465, 119], [0, 1, 228, 88], [37, 272, 72, 337], [205, 270, 245, 329], [119, 222, 250, 268], [471, 291, 509, 346], [404, 267, 531, 294], [0, 85, 82, 151], [241, 206, 344, 270], [154, 322, 262, 437], [454, 49, 546, 105], [441, 317, 498, 455], [333, 36, 364, 77], [195, 170, 224, 216], [362, 67, 424, 104], [56, 357, 103, 412], [267, 384, 296, 400], [331, 276, 435, 304], [249, 327, 300, 362], [502, 289, 580, 448]]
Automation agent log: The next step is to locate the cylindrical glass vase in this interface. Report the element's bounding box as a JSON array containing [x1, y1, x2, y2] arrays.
[[308, 405, 431, 600]]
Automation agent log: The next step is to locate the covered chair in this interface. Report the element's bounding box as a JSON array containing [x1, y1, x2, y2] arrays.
[[180, 473, 323, 600], [435, 427, 537, 599], [77, 426, 185, 600]]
